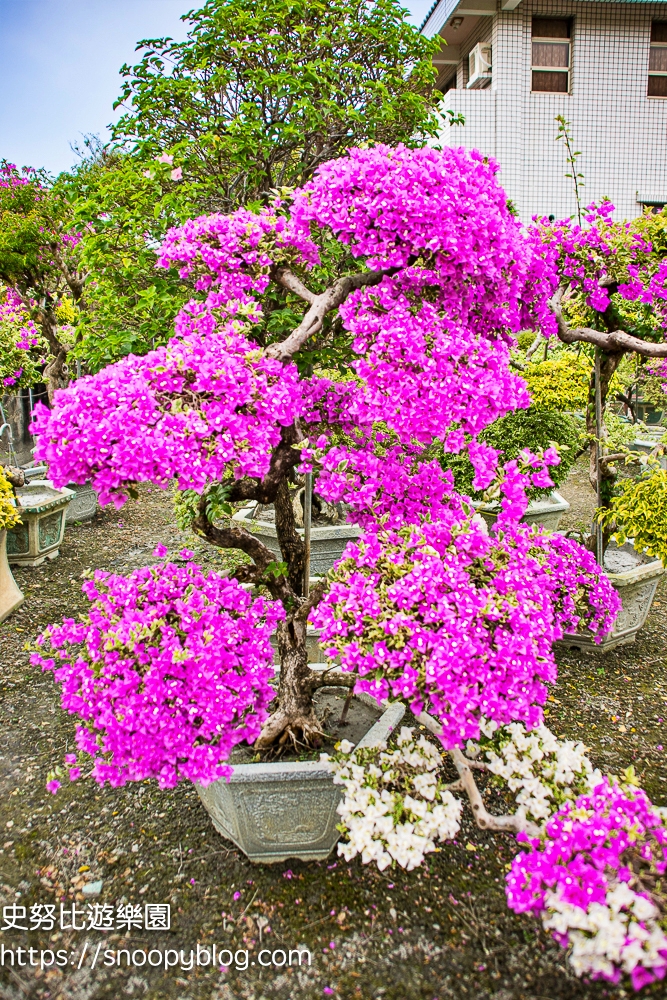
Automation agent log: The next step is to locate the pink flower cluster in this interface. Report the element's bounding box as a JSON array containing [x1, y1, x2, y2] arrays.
[[507, 779, 667, 990], [312, 520, 618, 748], [157, 205, 318, 301], [0, 286, 39, 350], [533, 200, 667, 326], [32, 317, 305, 506], [0, 162, 36, 189], [31, 558, 282, 788]]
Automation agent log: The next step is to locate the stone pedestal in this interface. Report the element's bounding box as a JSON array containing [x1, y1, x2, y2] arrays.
[[7, 481, 74, 567], [0, 529, 24, 623]]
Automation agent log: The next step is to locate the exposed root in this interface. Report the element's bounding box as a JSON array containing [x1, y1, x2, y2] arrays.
[[254, 707, 326, 752]]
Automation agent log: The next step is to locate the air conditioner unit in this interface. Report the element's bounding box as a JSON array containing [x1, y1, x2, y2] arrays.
[[467, 43, 492, 89]]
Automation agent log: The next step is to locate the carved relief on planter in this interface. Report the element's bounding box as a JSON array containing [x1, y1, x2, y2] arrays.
[[197, 699, 405, 864], [65, 482, 98, 523], [558, 540, 664, 653], [7, 481, 74, 567]]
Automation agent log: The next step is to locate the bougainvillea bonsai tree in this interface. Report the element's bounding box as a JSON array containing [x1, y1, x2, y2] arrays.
[[31, 145, 667, 989], [531, 202, 667, 555]]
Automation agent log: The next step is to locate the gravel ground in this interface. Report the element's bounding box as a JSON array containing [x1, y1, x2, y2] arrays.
[[0, 474, 665, 1000]]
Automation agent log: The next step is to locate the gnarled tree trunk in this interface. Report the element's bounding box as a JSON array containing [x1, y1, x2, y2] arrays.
[[255, 616, 323, 748]]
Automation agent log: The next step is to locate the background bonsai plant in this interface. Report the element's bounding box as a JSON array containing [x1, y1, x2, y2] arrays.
[[0, 164, 85, 400], [532, 201, 667, 554]]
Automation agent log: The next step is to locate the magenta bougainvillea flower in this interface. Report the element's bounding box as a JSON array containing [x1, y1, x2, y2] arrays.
[[31, 560, 282, 788], [507, 779, 667, 989], [312, 521, 619, 746]]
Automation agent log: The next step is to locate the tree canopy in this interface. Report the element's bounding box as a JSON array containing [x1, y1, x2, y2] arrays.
[[112, 0, 443, 211]]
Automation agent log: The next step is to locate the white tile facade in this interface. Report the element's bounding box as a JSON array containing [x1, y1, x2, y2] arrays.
[[425, 1, 667, 221]]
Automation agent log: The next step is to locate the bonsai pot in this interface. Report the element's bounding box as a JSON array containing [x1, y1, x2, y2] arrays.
[[558, 540, 664, 652], [630, 433, 667, 470], [475, 490, 570, 533], [65, 481, 98, 523], [0, 529, 24, 623], [197, 693, 405, 864], [233, 505, 360, 576], [7, 480, 74, 567]]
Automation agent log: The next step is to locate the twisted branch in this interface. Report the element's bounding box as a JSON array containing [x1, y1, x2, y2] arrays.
[[266, 267, 398, 363], [192, 495, 294, 604], [413, 709, 541, 838], [551, 286, 667, 358]]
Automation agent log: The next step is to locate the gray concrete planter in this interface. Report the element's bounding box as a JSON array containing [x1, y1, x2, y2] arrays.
[[475, 490, 570, 533], [7, 480, 74, 567], [65, 481, 98, 523], [558, 541, 664, 652], [0, 529, 24, 623], [630, 435, 667, 470], [197, 697, 405, 864], [233, 507, 360, 576]]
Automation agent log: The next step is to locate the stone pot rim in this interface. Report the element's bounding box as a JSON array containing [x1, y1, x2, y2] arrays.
[[474, 489, 569, 517], [199, 694, 405, 786], [607, 556, 664, 587], [233, 507, 361, 541], [16, 479, 75, 514]]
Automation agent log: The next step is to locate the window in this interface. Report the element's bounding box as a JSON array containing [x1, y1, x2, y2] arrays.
[[532, 18, 570, 93], [648, 22, 667, 97]]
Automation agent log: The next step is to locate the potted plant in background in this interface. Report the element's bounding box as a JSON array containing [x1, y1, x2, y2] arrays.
[[439, 404, 580, 531], [521, 199, 667, 647], [0, 466, 24, 622]]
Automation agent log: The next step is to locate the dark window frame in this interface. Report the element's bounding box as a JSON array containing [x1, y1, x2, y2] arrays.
[[531, 17, 571, 94], [440, 72, 457, 94], [648, 22, 667, 98]]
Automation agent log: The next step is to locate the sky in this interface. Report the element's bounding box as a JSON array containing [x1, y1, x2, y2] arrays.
[[0, 0, 434, 176]]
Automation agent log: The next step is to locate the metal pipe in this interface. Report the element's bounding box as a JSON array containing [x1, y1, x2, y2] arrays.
[[594, 350, 604, 563], [303, 473, 313, 597]]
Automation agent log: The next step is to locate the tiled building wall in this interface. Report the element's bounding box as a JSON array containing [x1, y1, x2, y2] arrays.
[[436, 2, 667, 222]]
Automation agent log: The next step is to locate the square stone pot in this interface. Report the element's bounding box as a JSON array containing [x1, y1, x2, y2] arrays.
[[630, 435, 667, 470], [65, 481, 98, 523], [7, 481, 74, 567], [475, 490, 570, 533], [196, 698, 405, 864], [557, 540, 664, 652], [233, 507, 360, 576], [0, 529, 24, 623]]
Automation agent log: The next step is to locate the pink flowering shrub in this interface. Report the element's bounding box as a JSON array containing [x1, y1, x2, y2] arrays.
[[312, 520, 619, 747], [532, 200, 667, 327], [507, 779, 667, 990], [0, 285, 44, 389], [30, 145, 655, 992], [31, 558, 282, 788]]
